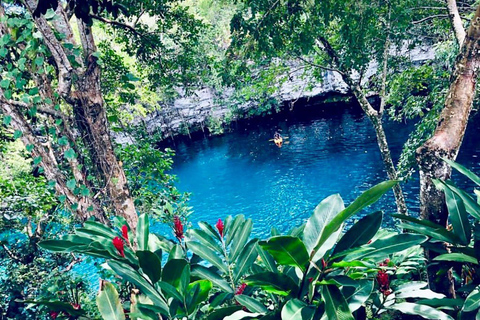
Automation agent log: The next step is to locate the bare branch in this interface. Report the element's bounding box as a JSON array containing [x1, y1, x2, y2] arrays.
[[295, 55, 344, 75], [91, 14, 142, 36], [412, 14, 449, 24]]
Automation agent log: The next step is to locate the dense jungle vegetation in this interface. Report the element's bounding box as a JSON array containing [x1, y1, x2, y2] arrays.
[[1, 0, 480, 319]]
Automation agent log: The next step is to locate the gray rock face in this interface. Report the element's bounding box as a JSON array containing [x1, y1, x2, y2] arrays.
[[125, 46, 435, 142]]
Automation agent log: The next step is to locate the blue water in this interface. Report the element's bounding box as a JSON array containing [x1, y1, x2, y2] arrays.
[[170, 103, 480, 238]]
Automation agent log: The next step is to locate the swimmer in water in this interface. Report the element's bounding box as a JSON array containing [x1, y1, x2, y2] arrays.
[[273, 132, 283, 147]]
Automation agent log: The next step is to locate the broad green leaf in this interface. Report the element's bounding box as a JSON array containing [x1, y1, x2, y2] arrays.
[[97, 282, 125, 320], [437, 180, 471, 244], [343, 280, 374, 312], [83, 221, 119, 239], [189, 229, 223, 254], [156, 281, 183, 303], [108, 261, 169, 316], [303, 194, 344, 258], [433, 253, 478, 264], [137, 214, 149, 251], [234, 239, 258, 283], [187, 280, 212, 311], [322, 285, 354, 320], [346, 234, 428, 260], [244, 272, 298, 296], [416, 298, 463, 309], [334, 211, 382, 255], [163, 259, 189, 293], [168, 244, 184, 260], [226, 215, 245, 246], [256, 243, 277, 272], [397, 222, 461, 244], [311, 180, 397, 261], [191, 265, 234, 293], [259, 236, 309, 271], [281, 299, 314, 320], [206, 306, 242, 320], [235, 295, 267, 314], [38, 240, 87, 252], [444, 181, 480, 220], [444, 158, 480, 187], [229, 218, 253, 261], [198, 221, 222, 242], [463, 287, 480, 312], [136, 250, 161, 284], [187, 241, 228, 274], [388, 302, 453, 320]]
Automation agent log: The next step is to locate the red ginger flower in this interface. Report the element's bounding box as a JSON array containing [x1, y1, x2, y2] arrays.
[[113, 236, 125, 258], [121, 225, 129, 243], [216, 219, 224, 237], [174, 216, 184, 240], [50, 311, 59, 319], [376, 270, 390, 294], [235, 283, 247, 295]]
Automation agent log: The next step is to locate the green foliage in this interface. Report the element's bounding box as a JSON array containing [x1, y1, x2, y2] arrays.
[[394, 160, 480, 319], [39, 179, 454, 319]]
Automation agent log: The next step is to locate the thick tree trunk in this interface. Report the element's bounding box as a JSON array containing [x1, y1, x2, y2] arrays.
[[2, 1, 140, 230], [417, 3, 480, 297]]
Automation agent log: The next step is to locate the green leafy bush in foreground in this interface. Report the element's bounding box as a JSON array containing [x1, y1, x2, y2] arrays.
[[39, 179, 467, 319]]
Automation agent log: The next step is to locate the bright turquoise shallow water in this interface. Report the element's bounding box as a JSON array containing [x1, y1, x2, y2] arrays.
[[170, 103, 480, 239]]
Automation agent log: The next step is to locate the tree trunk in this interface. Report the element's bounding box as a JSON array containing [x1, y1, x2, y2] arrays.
[[1, 1, 140, 230], [353, 86, 409, 215], [446, 0, 466, 47], [417, 3, 480, 297]]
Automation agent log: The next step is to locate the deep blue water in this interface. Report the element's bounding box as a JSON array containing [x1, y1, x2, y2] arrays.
[[169, 103, 480, 239]]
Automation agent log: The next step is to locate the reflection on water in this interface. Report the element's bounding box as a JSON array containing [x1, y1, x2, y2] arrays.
[[170, 103, 480, 238]]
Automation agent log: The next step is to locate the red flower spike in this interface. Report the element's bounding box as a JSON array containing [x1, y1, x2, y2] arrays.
[[376, 270, 390, 294], [308, 277, 314, 283], [113, 237, 125, 258], [121, 225, 129, 243], [235, 283, 247, 295], [174, 216, 184, 240], [216, 219, 224, 237], [71, 303, 81, 310], [50, 311, 59, 319]]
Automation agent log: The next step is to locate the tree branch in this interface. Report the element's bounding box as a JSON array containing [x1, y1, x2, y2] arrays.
[[295, 55, 344, 75], [91, 14, 142, 36], [23, 0, 74, 102], [446, 0, 466, 47], [412, 14, 449, 24]]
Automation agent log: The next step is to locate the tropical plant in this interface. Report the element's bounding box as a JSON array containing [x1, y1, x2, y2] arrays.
[[395, 160, 480, 318], [38, 180, 456, 319]]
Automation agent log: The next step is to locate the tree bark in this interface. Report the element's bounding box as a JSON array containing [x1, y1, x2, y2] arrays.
[[353, 86, 409, 216], [446, 0, 466, 47], [317, 36, 409, 215], [0, 1, 139, 229], [417, 3, 480, 297]]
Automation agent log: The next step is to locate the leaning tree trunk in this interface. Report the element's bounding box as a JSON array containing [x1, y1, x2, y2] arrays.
[[416, 3, 480, 297], [317, 36, 408, 215], [353, 86, 409, 216]]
